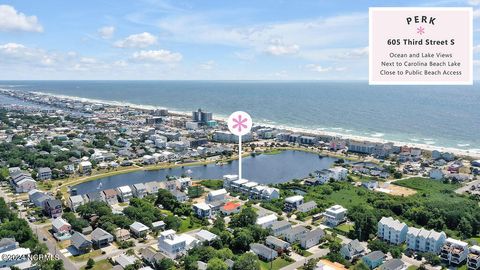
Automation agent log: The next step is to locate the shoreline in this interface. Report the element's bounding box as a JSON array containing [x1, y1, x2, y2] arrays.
[[3, 88, 480, 159]]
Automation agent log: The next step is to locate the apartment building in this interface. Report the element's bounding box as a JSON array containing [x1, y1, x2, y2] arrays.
[[468, 246, 480, 270], [440, 238, 469, 265], [406, 227, 446, 254], [377, 217, 408, 245]]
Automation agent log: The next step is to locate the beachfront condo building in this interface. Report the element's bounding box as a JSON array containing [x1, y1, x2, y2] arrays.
[[468, 246, 480, 270], [377, 217, 408, 245], [406, 227, 446, 254], [440, 238, 469, 265]]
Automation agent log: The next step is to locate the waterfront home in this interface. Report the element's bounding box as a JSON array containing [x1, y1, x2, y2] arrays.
[[132, 183, 147, 198], [377, 217, 408, 245], [158, 230, 187, 259], [300, 228, 325, 249], [64, 164, 75, 174], [285, 225, 309, 243], [37, 167, 52, 180], [91, 228, 114, 248], [142, 155, 155, 165], [406, 227, 446, 253], [0, 247, 32, 269], [69, 195, 84, 212], [115, 228, 131, 242], [323, 205, 347, 226], [380, 259, 407, 270], [440, 238, 469, 265], [171, 190, 187, 202], [270, 220, 292, 236], [256, 214, 278, 229], [152, 221, 166, 231], [329, 167, 348, 180], [195, 230, 218, 243], [193, 203, 212, 219], [340, 239, 366, 260], [44, 199, 63, 218], [262, 187, 280, 200], [130, 221, 150, 238], [71, 231, 92, 253], [176, 177, 192, 191], [222, 175, 238, 189], [315, 259, 349, 270], [52, 217, 71, 236], [163, 180, 177, 191], [79, 161, 92, 174], [28, 189, 53, 207], [116, 185, 133, 202], [220, 201, 241, 215], [362, 251, 386, 269], [85, 191, 105, 203], [145, 181, 161, 194], [102, 189, 118, 205], [297, 201, 317, 213], [468, 245, 480, 270], [250, 243, 278, 261], [207, 189, 227, 203], [266, 236, 291, 251], [284, 195, 304, 212], [231, 179, 249, 191]]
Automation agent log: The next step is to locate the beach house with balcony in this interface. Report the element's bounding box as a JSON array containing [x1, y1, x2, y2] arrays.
[[158, 230, 187, 259], [323, 205, 347, 226], [440, 238, 469, 265], [468, 246, 480, 270], [406, 227, 446, 254], [377, 217, 408, 245], [116, 185, 133, 202], [284, 195, 304, 212]]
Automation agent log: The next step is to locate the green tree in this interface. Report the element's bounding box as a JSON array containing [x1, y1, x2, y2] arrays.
[[86, 258, 95, 269], [233, 253, 260, 270], [155, 258, 176, 270], [230, 207, 258, 228], [207, 258, 228, 270], [353, 261, 370, 270]]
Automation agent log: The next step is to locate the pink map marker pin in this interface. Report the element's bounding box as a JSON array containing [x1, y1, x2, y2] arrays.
[[227, 111, 252, 180]]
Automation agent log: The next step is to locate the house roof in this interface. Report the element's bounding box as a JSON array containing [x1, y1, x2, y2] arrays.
[[52, 217, 70, 229], [250, 243, 276, 256], [102, 189, 117, 197], [133, 183, 146, 190], [298, 201, 317, 210], [38, 167, 52, 173], [270, 220, 291, 230], [222, 201, 241, 211], [209, 188, 227, 197], [152, 221, 166, 228], [117, 185, 132, 193], [71, 232, 91, 248], [130, 221, 149, 232], [344, 239, 364, 253], [115, 254, 136, 268], [256, 214, 277, 225], [285, 195, 303, 203], [45, 199, 62, 208], [380, 259, 405, 270], [69, 195, 84, 203], [0, 238, 17, 248], [379, 217, 407, 231], [91, 228, 113, 241], [195, 230, 218, 242], [364, 251, 385, 261], [266, 236, 289, 247]]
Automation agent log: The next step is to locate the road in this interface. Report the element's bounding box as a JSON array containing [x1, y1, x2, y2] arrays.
[[455, 179, 480, 194], [280, 248, 329, 270]]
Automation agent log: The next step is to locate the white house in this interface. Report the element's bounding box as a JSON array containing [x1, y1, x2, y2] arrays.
[[323, 205, 347, 226], [297, 201, 317, 213], [284, 195, 304, 212], [37, 167, 52, 180], [130, 221, 150, 238], [69, 195, 84, 212], [192, 203, 212, 219], [468, 245, 480, 270], [206, 189, 227, 203], [158, 230, 187, 259], [377, 217, 408, 245], [440, 238, 469, 265], [256, 214, 278, 229], [79, 161, 92, 174], [270, 220, 292, 236], [116, 185, 133, 202], [406, 227, 446, 254]]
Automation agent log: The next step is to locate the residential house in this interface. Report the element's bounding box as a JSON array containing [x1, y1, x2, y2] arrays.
[[300, 228, 325, 249], [130, 221, 150, 238], [176, 177, 192, 191], [132, 183, 147, 198], [152, 221, 166, 231], [28, 189, 53, 207], [266, 236, 291, 252], [114, 254, 137, 269], [37, 167, 52, 180], [193, 203, 212, 219], [340, 239, 366, 260], [171, 190, 187, 202], [284, 195, 304, 212], [323, 205, 348, 226], [362, 251, 386, 269], [0, 238, 18, 253], [468, 245, 480, 270], [71, 231, 92, 253], [195, 230, 218, 243], [140, 248, 165, 267], [207, 189, 227, 203], [102, 189, 118, 205], [297, 201, 317, 213], [44, 199, 62, 218], [158, 230, 187, 259], [145, 181, 161, 194], [84, 191, 105, 203], [220, 201, 241, 215], [429, 169, 445, 180], [285, 225, 309, 243], [115, 228, 131, 242], [377, 217, 408, 245], [0, 246, 32, 269], [380, 259, 406, 270], [315, 259, 349, 270], [250, 243, 278, 261], [270, 220, 292, 237], [10, 171, 37, 193], [440, 238, 469, 265], [79, 161, 92, 174], [406, 227, 446, 254], [116, 185, 133, 202], [69, 195, 84, 212], [91, 228, 114, 248], [52, 217, 71, 238], [261, 187, 280, 200], [256, 214, 278, 229]]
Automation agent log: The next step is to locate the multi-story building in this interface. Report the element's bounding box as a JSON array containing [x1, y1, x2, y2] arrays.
[[37, 167, 52, 180], [158, 230, 187, 259], [377, 217, 408, 245], [440, 238, 469, 265], [284, 195, 304, 212], [116, 185, 133, 202], [323, 205, 347, 226], [468, 246, 480, 270], [406, 227, 446, 254]]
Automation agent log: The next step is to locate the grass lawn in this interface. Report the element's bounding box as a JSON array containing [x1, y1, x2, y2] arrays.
[[263, 149, 284, 155], [80, 259, 113, 270], [70, 249, 103, 262], [259, 258, 293, 270], [468, 236, 480, 245], [336, 223, 354, 233], [406, 266, 418, 270], [393, 178, 460, 194], [198, 179, 224, 190], [178, 217, 202, 233]]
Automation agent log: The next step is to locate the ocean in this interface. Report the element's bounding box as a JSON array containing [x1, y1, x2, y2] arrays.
[[0, 80, 479, 153]]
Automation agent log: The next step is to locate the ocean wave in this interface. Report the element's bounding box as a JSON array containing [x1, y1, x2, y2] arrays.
[[371, 133, 385, 138], [424, 141, 436, 145], [457, 143, 470, 147]]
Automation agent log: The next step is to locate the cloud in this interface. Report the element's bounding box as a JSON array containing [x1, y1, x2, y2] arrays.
[[474, 44, 480, 53], [0, 5, 43, 32], [265, 40, 299, 56], [474, 9, 480, 18], [0, 43, 55, 65], [468, 0, 480, 5], [98, 26, 115, 39], [200, 60, 215, 70], [114, 32, 157, 48], [334, 46, 369, 59], [80, 57, 97, 64], [306, 64, 346, 73], [132, 50, 182, 62]]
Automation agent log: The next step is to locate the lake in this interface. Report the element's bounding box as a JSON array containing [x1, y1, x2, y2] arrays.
[[71, 150, 336, 195]]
